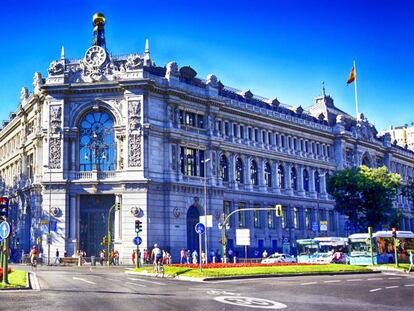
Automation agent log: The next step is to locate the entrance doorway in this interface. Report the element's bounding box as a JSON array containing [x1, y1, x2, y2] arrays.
[[186, 205, 200, 252], [79, 195, 115, 257]]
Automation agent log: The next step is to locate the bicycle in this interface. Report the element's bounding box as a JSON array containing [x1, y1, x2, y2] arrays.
[[153, 259, 164, 277], [31, 257, 38, 270]]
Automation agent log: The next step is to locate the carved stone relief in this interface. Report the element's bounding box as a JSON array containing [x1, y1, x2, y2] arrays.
[[128, 100, 142, 167], [49, 137, 61, 169], [49, 105, 62, 134]]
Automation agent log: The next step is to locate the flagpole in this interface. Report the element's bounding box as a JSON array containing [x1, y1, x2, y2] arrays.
[[353, 60, 359, 119]]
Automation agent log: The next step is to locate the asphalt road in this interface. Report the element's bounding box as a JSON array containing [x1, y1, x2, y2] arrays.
[[1, 265, 413, 310]]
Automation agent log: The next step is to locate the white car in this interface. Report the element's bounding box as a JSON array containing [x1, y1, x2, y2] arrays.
[[261, 253, 296, 264]]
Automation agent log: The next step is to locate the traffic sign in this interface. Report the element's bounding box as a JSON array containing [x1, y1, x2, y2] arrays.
[[0, 221, 11, 239], [195, 222, 205, 234], [133, 236, 142, 245]]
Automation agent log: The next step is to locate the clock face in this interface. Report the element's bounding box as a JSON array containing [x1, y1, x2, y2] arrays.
[[84, 46, 106, 67]]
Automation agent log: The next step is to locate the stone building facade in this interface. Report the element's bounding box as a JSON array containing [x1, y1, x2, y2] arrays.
[[1, 14, 413, 263]]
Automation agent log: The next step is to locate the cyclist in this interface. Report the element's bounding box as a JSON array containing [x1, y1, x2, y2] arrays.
[[151, 244, 162, 273], [30, 246, 39, 268]]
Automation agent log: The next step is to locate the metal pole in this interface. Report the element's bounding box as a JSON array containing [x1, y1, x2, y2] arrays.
[[107, 205, 114, 266], [48, 161, 52, 266], [2, 236, 9, 285], [394, 237, 399, 268], [204, 158, 210, 264], [199, 232, 202, 272], [368, 227, 374, 266]]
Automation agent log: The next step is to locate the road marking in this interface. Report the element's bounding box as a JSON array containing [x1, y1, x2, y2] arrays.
[[367, 278, 383, 281], [214, 296, 287, 309], [385, 286, 399, 289], [73, 277, 96, 285], [346, 279, 363, 282], [404, 284, 414, 287], [125, 282, 147, 288], [127, 277, 165, 286], [323, 280, 341, 283], [388, 277, 401, 280], [369, 288, 382, 292], [300, 282, 317, 285], [207, 290, 240, 296]]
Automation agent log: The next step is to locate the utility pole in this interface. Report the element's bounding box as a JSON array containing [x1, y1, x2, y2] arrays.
[[203, 158, 210, 263]]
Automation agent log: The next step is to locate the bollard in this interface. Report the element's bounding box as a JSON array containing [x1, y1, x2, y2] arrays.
[[78, 257, 82, 266], [212, 256, 216, 263], [233, 256, 237, 263]]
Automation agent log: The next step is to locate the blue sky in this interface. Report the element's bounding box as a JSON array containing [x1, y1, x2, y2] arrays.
[[0, 0, 412, 131]]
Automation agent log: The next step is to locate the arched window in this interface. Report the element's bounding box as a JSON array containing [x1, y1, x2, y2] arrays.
[[303, 169, 309, 192], [291, 167, 297, 190], [315, 171, 320, 193], [79, 110, 116, 171], [250, 160, 258, 185], [219, 154, 229, 181], [236, 158, 244, 184], [278, 165, 285, 189], [264, 162, 272, 187]]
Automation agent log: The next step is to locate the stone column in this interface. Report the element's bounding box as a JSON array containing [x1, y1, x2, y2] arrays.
[[309, 168, 316, 198], [285, 163, 292, 195], [297, 165, 305, 196], [245, 156, 252, 191], [258, 158, 266, 192], [320, 171, 328, 199], [272, 161, 280, 194], [70, 134, 77, 171], [229, 153, 237, 190]]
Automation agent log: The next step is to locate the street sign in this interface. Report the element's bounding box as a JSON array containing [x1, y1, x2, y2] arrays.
[[320, 220, 328, 232], [40, 219, 49, 225], [236, 229, 250, 246], [133, 236, 142, 246], [199, 215, 213, 228], [0, 221, 11, 239], [195, 222, 205, 234]]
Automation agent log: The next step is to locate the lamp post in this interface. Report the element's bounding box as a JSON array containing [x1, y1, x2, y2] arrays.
[[203, 158, 210, 263], [43, 162, 52, 266]]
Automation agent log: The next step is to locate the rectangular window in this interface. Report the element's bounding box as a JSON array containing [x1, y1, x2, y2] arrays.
[[233, 124, 237, 137], [293, 138, 297, 150], [305, 141, 309, 153], [282, 207, 287, 229], [224, 122, 229, 136], [281, 135, 285, 148], [217, 120, 222, 133], [254, 129, 259, 142], [327, 146, 331, 157], [268, 132, 272, 145], [316, 143, 320, 155], [262, 131, 266, 143], [305, 208, 311, 229], [197, 114, 204, 128], [248, 128, 252, 140], [268, 208, 274, 229], [288, 137, 292, 149], [238, 202, 246, 227], [240, 125, 244, 139], [253, 204, 261, 228], [275, 134, 279, 146], [179, 110, 184, 124], [294, 207, 299, 229]]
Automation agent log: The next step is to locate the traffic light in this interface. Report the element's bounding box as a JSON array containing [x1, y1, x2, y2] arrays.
[[0, 196, 9, 220], [391, 227, 397, 239], [115, 202, 121, 210], [101, 235, 108, 246], [275, 204, 283, 217], [135, 220, 142, 233]]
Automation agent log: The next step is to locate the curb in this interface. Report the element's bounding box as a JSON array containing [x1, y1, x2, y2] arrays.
[[28, 272, 40, 290], [0, 271, 33, 291], [125, 269, 379, 282]]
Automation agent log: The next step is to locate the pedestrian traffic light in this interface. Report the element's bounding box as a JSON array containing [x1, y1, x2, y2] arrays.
[[391, 227, 397, 239], [101, 235, 108, 246], [115, 202, 121, 210], [275, 204, 283, 217], [135, 220, 142, 233], [0, 196, 9, 220]]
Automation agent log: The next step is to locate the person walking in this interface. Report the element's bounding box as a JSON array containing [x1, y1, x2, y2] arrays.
[[54, 248, 60, 265], [180, 249, 186, 264], [192, 250, 198, 264], [407, 250, 414, 273]]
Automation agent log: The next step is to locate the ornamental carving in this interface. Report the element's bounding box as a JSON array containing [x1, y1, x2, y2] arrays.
[[48, 60, 65, 75], [128, 134, 142, 167], [165, 61, 179, 78], [33, 72, 43, 94], [125, 54, 143, 70], [49, 106, 62, 134], [49, 137, 61, 169], [128, 101, 141, 131]]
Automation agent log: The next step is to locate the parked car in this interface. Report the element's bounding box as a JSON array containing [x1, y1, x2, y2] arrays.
[[261, 253, 296, 264]]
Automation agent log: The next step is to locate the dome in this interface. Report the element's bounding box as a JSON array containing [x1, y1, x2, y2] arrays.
[[93, 12, 105, 25]]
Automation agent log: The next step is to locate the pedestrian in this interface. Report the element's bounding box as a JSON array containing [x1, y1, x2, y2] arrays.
[[407, 250, 414, 273], [132, 249, 136, 265], [201, 251, 206, 264], [100, 250, 105, 265], [228, 248, 234, 261], [262, 249, 268, 258], [64, 250, 68, 258], [180, 248, 186, 264], [54, 248, 60, 265], [192, 250, 198, 264], [114, 250, 120, 265], [186, 249, 191, 264]]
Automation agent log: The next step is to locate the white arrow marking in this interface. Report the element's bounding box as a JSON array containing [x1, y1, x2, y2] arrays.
[[127, 277, 165, 286], [385, 286, 399, 289], [73, 277, 96, 285], [369, 288, 382, 292]]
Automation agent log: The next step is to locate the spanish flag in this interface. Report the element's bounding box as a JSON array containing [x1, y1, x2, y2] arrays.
[[346, 66, 356, 84]]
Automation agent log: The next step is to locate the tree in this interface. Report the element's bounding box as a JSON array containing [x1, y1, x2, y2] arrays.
[[400, 176, 414, 215], [327, 166, 401, 232]]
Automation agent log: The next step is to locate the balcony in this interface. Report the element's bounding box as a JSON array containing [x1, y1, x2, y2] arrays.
[[65, 170, 117, 180]]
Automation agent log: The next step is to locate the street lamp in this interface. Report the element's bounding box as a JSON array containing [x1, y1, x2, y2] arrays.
[[203, 158, 210, 263]]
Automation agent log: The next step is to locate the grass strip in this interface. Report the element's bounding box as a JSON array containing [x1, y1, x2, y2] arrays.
[[133, 264, 371, 278], [0, 270, 27, 289]]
